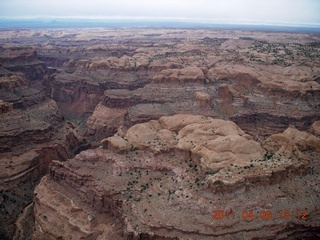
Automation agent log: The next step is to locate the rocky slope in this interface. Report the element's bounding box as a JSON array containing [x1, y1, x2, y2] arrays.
[[0, 47, 83, 239], [33, 114, 320, 239], [2, 29, 318, 140], [0, 28, 319, 239]]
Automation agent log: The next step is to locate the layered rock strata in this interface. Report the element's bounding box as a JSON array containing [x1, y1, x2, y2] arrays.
[[0, 28, 319, 239], [0, 47, 83, 239], [2, 29, 318, 141], [33, 115, 320, 239]]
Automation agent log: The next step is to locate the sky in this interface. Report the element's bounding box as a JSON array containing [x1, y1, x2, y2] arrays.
[[1, 0, 319, 26]]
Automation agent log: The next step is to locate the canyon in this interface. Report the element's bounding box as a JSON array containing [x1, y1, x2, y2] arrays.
[[0, 28, 319, 239]]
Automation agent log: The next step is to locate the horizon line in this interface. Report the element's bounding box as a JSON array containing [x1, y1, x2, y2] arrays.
[[1, 16, 320, 28]]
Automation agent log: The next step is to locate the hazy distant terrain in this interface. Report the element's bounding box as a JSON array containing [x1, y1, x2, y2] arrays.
[[0, 18, 320, 33]]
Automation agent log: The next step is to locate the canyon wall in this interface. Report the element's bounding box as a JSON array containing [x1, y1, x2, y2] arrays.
[[28, 29, 320, 141], [0, 28, 319, 239], [33, 115, 320, 239], [0, 47, 83, 239]]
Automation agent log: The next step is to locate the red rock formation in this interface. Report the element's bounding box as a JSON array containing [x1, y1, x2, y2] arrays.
[[86, 103, 127, 140], [0, 47, 83, 239], [1, 28, 319, 239], [0, 47, 46, 80], [153, 67, 205, 83], [12, 28, 317, 142], [48, 76, 104, 119], [193, 91, 212, 108], [33, 115, 319, 239]]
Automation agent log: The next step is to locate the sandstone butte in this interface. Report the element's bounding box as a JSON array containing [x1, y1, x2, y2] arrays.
[[0, 28, 319, 239]]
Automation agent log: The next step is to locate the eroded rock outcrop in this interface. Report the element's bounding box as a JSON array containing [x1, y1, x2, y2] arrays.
[[8, 28, 317, 142], [0, 47, 46, 80], [0, 47, 83, 239], [1, 28, 319, 239], [153, 67, 205, 83], [107, 114, 263, 169], [86, 103, 127, 140], [33, 115, 319, 239], [193, 91, 212, 108], [47, 75, 104, 119], [264, 126, 320, 157]]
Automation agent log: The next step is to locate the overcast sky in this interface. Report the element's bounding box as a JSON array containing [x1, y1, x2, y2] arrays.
[[1, 0, 319, 26]]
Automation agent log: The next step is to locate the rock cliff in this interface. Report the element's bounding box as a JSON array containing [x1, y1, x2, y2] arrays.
[[33, 115, 320, 239], [0, 47, 83, 239], [3, 29, 318, 141], [0, 28, 319, 239]]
